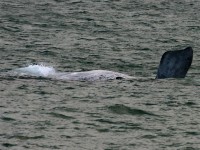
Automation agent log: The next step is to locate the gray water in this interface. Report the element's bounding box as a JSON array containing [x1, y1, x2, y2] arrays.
[[1, 0, 200, 149]]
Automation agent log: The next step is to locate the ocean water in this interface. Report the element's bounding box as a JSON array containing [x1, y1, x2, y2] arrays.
[[1, 0, 200, 149]]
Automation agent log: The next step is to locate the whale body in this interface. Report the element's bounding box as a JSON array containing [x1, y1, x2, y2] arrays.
[[156, 47, 193, 79], [54, 70, 133, 81]]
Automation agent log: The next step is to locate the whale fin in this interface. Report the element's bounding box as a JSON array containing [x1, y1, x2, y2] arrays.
[[156, 47, 193, 79]]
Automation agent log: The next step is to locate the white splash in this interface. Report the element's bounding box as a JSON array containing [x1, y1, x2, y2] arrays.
[[14, 64, 56, 77]]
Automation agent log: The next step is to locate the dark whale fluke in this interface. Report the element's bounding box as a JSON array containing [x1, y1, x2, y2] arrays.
[[156, 47, 193, 79]]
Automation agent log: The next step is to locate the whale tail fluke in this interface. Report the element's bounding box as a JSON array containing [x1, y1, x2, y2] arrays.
[[156, 47, 193, 79]]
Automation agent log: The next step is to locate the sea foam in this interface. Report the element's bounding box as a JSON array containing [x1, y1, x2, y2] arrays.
[[15, 64, 56, 77]]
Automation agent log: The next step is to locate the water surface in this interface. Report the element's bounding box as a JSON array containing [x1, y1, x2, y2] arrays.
[[1, 0, 200, 149]]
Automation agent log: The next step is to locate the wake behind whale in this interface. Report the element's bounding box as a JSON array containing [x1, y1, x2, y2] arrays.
[[10, 47, 193, 81]]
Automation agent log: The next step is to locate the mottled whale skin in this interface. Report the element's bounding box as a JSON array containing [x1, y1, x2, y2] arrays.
[[156, 47, 193, 79], [54, 70, 133, 81]]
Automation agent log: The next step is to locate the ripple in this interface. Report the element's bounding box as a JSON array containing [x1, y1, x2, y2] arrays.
[[185, 131, 200, 136], [141, 134, 157, 139], [107, 104, 157, 116], [9, 135, 45, 140], [2, 143, 17, 148], [95, 119, 143, 131], [48, 112, 75, 120], [52, 106, 78, 112], [184, 101, 197, 107], [1, 116, 16, 121]]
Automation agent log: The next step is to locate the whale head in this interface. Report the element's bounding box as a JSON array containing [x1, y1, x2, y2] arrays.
[[156, 47, 193, 79]]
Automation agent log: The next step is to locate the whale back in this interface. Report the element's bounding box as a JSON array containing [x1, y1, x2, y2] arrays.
[[156, 47, 193, 79]]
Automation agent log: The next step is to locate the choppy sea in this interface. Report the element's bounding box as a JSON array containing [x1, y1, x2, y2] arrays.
[[1, 0, 200, 149]]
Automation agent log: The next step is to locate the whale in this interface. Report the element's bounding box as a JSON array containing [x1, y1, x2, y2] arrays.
[[12, 47, 193, 81], [54, 70, 134, 81], [156, 47, 193, 79]]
